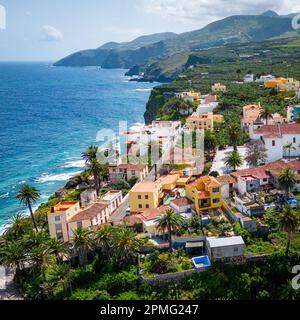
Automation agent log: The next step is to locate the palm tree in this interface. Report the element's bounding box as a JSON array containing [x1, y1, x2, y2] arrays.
[[47, 238, 70, 264], [0, 240, 26, 274], [111, 227, 140, 265], [82, 145, 98, 164], [95, 225, 113, 258], [28, 246, 51, 279], [283, 142, 296, 160], [23, 230, 50, 249], [279, 205, 299, 255], [204, 131, 217, 161], [260, 105, 273, 125], [71, 227, 94, 267], [16, 184, 40, 232], [278, 168, 297, 198], [227, 122, 241, 151], [224, 150, 243, 172], [47, 263, 73, 296], [5, 213, 30, 239], [82, 146, 101, 195], [155, 208, 184, 251]]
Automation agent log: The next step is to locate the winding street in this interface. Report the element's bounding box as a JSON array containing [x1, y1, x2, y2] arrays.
[[0, 266, 23, 300]]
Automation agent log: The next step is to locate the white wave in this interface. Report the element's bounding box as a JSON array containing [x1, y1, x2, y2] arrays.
[[135, 88, 152, 92], [0, 192, 9, 199], [63, 160, 85, 168], [36, 171, 82, 183], [18, 180, 26, 184]]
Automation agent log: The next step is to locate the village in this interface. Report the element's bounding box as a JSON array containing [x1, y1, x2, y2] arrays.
[[45, 74, 300, 280]]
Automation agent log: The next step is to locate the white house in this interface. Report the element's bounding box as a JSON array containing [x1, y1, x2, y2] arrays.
[[170, 197, 193, 213], [122, 121, 182, 157], [250, 123, 300, 163], [195, 95, 219, 115], [255, 74, 275, 83], [244, 74, 254, 83], [206, 236, 245, 260]]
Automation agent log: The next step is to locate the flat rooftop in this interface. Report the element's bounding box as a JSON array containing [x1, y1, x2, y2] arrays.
[[131, 181, 160, 193], [48, 201, 79, 214], [207, 236, 245, 248], [101, 190, 122, 201]]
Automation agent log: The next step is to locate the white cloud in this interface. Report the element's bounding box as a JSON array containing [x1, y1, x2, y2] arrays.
[[141, 0, 300, 22], [0, 4, 6, 30], [40, 25, 63, 42]]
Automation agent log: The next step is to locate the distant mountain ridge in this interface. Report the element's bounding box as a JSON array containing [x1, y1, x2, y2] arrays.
[[54, 12, 296, 69]]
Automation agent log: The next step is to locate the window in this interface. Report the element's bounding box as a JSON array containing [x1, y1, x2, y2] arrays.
[[138, 195, 142, 200], [234, 247, 239, 252], [55, 224, 62, 232], [146, 204, 149, 209], [56, 232, 63, 241], [272, 140, 275, 146], [213, 198, 220, 204], [77, 221, 82, 228], [55, 216, 61, 222], [293, 137, 296, 143], [138, 204, 142, 209], [113, 169, 116, 172], [131, 170, 136, 176], [263, 178, 267, 182], [212, 187, 219, 193], [145, 195, 149, 200]]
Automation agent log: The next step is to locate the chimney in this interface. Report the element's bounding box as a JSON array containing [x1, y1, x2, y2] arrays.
[[51, 206, 55, 213]]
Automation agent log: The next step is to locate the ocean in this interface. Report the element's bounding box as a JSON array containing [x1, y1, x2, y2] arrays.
[[0, 62, 157, 230]]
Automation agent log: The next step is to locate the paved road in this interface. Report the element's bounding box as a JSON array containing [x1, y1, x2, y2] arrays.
[[109, 194, 130, 223], [0, 267, 23, 300]]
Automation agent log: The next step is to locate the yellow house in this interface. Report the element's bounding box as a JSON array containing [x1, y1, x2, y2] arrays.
[[129, 181, 163, 212], [176, 91, 201, 103], [47, 201, 81, 242], [212, 83, 226, 93], [185, 176, 222, 214], [285, 78, 300, 91], [264, 77, 287, 89], [186, 112, 224, 131]]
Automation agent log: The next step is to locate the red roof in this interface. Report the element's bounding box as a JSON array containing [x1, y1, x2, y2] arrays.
[[254, 123, 300, 137], [117, 163, 146, 170], [204, 95, 217, 104], [231, 160, 300, 179], [125, 206, 171, 223], [217, 175, 236, 184]]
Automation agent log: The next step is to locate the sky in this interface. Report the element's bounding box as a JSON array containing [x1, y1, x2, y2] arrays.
[[0, 0, 300, 61]]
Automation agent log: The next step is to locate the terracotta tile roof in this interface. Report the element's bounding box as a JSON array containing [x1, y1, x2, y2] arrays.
[[171, 197, 192, 207], [241, 117, 255, 123], [231, 160, 300, 179], [68, 202, 108, 223], [186, 176, 220, 189], [217, 175, 236, 184], [49, 201, 79, 214], [204, 95, 217, 104], [254, 123, 300, 137], [198, 191, 210, 198], [117, 163, 146, 170], [158, 174, 180, 185], [139, 205, 171, 221]]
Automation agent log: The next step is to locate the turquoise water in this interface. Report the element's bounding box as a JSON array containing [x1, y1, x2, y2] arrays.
[[0, 62, 156, 229]]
